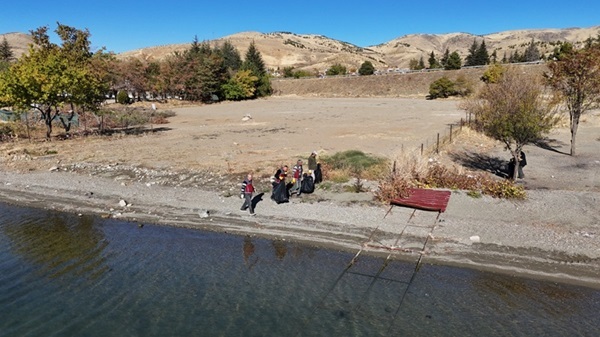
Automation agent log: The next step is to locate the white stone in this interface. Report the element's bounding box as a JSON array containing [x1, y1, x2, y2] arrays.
[[470, 235, 481, 243]]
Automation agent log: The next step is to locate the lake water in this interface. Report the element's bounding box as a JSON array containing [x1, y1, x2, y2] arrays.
[[1, 202, 599, 337]]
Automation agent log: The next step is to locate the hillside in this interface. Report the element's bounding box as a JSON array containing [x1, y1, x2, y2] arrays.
[[0, 32, 33, 59], [373, 27, 600, 68], [271, 64, 547, 98], [116, 26, 600, 72], [2, 26, 599, 72]]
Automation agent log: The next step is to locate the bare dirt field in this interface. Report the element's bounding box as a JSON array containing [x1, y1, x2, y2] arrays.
[[1, 97, 599, 288], [2, 97, 467, 176]]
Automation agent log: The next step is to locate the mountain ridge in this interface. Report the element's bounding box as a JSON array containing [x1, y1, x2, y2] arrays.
[[2, 26, 599, 71]]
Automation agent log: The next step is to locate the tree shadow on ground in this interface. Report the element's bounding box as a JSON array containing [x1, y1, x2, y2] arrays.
[[533, 137, 570, 155], [449, 151, 510, 179], [98, 126, 172, 136]]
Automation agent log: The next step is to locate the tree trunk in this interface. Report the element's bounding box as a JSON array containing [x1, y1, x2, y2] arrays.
[[570, 113, 580, 156]]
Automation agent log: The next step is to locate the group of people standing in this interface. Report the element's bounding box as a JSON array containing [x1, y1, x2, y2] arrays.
[[271, 151, 322, 204], [239, 151, 322, 215]]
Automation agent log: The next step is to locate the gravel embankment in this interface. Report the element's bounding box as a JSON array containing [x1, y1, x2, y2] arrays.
[[1, 166, 598, 289]]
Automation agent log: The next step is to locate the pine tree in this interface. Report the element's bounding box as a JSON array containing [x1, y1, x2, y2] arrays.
[[475, 40, 489, 65], [418, 56, 425, 70], [441, 48, 450, 68], [242, 41, 266, 76], [218, 40, 242, 73], [0, 37, 14, 62], [445, 51, 462, 70], [523, 38, 541, 62], [428, 51, 440, 69], [241, 41, 270, 97], [491, 50, 498, 64], [465, 39, 478, 66]]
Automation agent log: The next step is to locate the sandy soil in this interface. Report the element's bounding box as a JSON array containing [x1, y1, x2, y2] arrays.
[[1, 97, 599, 288]]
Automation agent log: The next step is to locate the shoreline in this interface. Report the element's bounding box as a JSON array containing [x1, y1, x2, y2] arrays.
[[1, 168, 599, 289]]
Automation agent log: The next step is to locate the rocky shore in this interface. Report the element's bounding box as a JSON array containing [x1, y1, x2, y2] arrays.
[[0, 162, 598, 289]]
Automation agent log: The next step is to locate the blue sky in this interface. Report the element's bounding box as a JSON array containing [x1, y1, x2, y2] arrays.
[[2, 1, 598, 53]]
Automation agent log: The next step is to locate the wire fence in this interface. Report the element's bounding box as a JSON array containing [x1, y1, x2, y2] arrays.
[[410, 112, 475, 157]]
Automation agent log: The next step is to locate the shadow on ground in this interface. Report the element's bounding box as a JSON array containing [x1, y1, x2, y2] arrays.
[[533, 137, 570, 155], [449, 151, 509, 178]]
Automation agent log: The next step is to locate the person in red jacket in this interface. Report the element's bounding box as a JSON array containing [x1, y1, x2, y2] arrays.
[[240, 173, 256, 215]]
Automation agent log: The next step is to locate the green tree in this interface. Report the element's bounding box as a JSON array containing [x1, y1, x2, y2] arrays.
[[524, 38, 541, 62], [218, 40, 242, 73], [221, 69, 258, 100], [408, 58, 421, 70], [172, 39, 228, 102], [0, 37, 14, 62], [545, 46, 600, 155], [490, 50, 498, 64], [465, 39, 479, 66], [463, 67, 559, 180], [326, 63, 347, 76], [440, 48, 450, 68], [242, 41, 271, 97], [475, 40, 490, 65], [428, 51, 441, 69], [0, 24, 107, 138], [358, 61, 375, 75], [418, 56, 425, 70], [549, 42, 574, 61], [445, 51, 462, 70]]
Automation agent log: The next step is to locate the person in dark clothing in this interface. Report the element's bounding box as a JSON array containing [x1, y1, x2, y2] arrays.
[[508, 151, 526, 179], [314, 163, 323, 184], [240, 173, 256, 215], [271, 165, 289, 203]]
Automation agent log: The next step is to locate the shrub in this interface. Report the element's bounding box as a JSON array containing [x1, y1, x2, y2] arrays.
[[375, 158, 526, 203], [116, 90, 130, 104], [324, 150, 385, 172], [429, 77, 456, 99], [358, 61, 375, 76], [326, 63, 347, 76]]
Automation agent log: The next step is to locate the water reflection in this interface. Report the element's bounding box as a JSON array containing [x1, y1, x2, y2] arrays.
[[2, 208, 108, 280]]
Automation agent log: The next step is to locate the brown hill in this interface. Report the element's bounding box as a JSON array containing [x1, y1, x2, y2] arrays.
[[373, 27, 600, 68], [116, 27, 600, 72], [3, 26, 599, 72], [0, 32, 33, 59]]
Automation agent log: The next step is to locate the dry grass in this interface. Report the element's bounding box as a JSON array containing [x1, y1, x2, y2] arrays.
[[375, 150, 526, 202]]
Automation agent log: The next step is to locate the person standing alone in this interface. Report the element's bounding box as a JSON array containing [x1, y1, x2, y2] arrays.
[[240, 173, 256, 215], [308, 151, 317, 180]]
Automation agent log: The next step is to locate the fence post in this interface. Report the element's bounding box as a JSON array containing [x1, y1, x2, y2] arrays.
[[436, 133, 440, 154], [420, 143, 424, 156], [449, 124, 453, 142]]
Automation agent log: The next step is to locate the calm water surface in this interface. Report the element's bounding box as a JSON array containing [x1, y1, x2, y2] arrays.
[[1, 202, 599, 337]]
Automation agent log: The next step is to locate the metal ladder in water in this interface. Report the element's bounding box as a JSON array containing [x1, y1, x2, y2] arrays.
[[295, 207, 443, 336]]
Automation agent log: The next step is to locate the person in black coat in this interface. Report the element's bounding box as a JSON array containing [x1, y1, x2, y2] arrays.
[[508, 151, 526, 179]]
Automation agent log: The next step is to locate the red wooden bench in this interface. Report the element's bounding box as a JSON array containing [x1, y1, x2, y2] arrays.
[[390, 188, 451, 213]]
